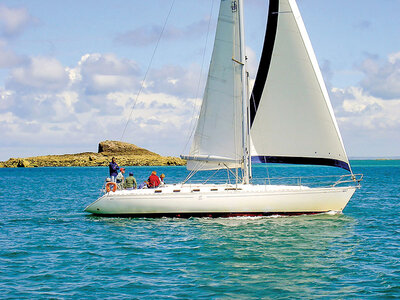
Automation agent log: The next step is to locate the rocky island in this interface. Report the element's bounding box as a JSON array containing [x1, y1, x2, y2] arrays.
[[0, 140, 186, 168]]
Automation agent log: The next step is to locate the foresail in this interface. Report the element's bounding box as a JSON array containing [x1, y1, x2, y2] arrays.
[[250, 0, 351, 171], [186, 0, 244, 171]]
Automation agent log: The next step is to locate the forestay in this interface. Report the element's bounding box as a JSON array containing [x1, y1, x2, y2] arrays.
[[250, 0, 351, 171]]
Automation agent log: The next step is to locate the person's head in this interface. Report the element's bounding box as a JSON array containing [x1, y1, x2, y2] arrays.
[[120, 168, 125, 173], [151, 171, 157, 175], [160, 174, 165, 179], [129, 172, 133, 176], [112, 157, 116, 163]]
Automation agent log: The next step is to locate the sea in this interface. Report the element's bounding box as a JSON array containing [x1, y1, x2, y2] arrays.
[[0, 160, 399, 299]]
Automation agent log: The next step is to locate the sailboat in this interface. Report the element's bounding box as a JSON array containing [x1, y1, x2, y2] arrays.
[[85, 0, 362, 217]]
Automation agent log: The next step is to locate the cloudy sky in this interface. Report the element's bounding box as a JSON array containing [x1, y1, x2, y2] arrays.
[[0, 0, 399, 161]]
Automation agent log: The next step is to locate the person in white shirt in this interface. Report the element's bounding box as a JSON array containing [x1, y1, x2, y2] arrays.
[[116, 168, 125, 189], [159, 173, 166, 186]]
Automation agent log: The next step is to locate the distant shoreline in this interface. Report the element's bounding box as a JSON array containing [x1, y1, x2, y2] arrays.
[[350, 158, 400, 160], [1, 156, 397, 168], [0, 152, 186, 168], [0, 138, 397, 168], [0, 140, 187, 168]]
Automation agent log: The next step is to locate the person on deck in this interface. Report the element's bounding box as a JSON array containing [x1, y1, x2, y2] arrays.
[[125, 172, 137, 190], [116, 168, 125, 189], [159, 174, 166, 186], [147, 171, 160, 188], [109, 157, 119, 182], [138, 181, 148, 189]]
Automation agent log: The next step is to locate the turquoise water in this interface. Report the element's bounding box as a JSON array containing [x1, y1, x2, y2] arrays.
[[1, 160, 399, 298]]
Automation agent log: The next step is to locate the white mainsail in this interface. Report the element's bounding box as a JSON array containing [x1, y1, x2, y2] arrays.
[[250, 0, 351, 171], [185, 0, 244, 171]]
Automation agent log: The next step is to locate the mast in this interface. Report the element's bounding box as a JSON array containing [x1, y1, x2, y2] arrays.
[[238, 0, 250, 184]]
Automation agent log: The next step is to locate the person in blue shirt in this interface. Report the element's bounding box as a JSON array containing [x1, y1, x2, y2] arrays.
[[109, 157, 119, 182]]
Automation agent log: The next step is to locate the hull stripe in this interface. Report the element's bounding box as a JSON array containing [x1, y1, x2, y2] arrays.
[[90, 211, 327, 218]]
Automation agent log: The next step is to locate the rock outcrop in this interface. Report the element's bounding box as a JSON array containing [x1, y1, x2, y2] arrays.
[[0, 140, 186, 168], [98, 140, 158, 156]]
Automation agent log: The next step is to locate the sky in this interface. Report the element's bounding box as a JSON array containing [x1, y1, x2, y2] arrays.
[[0, 0, 399, 161]]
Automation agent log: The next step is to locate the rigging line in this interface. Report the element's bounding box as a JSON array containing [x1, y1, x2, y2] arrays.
[[265, 156, 271, 185], [181, 0, 216, 154], [202, 168, 221, 184], [185, 160, 204, 183], [120, 0, 176, 141], [182, 161, 206, 184], [223, 163, 240, 183]]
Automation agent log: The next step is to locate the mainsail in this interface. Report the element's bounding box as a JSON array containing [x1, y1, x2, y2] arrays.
[[250, 0, 351, 171], [185, 0, 245, 171]]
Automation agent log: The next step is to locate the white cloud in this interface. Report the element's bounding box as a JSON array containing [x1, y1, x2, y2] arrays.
[[0, 51, 202, 159], [331, 86, 400, 157], [146, 64, 204, 98], [320, 51, 400, 157], [246, 46, 258, 80], [79, 53, 139, 76], [3, 40, 399, 160], [0, 4, 37, 37], [388, 52, 400, 64], [119, 92, 199, 155], [0, 39, 25, 68], [0, 111, 17, 123], [77, 53, 141, 94], [334, 87, 400, 130], [7, 56, 69, 91], [359, 51, 400, 99], [115, 18, 210, 47]]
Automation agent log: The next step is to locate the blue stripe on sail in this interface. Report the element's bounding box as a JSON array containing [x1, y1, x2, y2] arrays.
[[251, 156, 351, 172], [250, 0, 279, 127]]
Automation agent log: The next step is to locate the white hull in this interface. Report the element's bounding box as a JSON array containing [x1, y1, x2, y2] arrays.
[[85, 184, 356, 217]]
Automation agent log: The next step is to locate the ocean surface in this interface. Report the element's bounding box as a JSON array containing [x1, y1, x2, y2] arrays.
[[1, 160, 399, 298]]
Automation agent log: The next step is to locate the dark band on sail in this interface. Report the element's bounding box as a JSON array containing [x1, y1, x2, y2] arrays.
[[251, 156, 351, 172], [250, 0, 279, 127]]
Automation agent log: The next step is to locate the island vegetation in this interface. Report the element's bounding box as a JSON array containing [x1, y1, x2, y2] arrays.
[[0, 140, 186, 168]]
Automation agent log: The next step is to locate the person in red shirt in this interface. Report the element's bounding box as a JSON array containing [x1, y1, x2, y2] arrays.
[[147, 171, 160, 188]]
